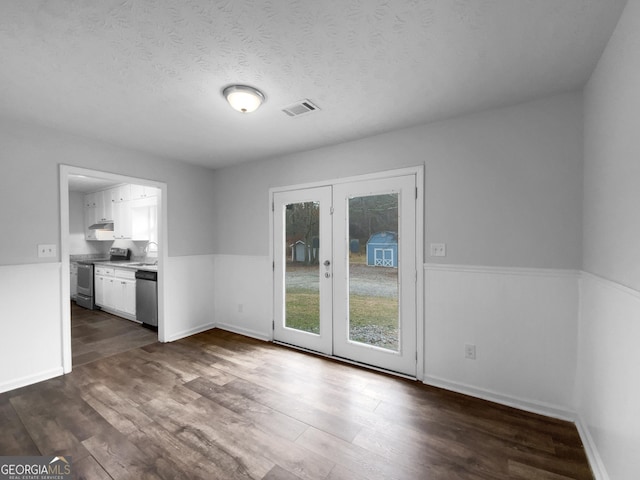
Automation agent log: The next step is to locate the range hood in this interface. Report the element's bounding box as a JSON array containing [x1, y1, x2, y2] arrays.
[[89, 221, 114, 231]]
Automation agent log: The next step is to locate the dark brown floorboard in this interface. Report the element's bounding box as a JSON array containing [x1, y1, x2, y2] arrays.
[[71, 301, 157, 367], [0, 328, 593, 480]]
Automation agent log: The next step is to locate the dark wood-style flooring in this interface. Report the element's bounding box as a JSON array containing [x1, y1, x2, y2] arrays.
[[1, 319, 593, 479], [71, 302, 157, 366]]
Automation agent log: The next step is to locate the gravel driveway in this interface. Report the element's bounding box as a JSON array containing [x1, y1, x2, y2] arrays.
[[285, 263, 398, 298]]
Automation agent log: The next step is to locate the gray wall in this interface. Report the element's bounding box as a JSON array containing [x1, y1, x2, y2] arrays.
[[212, 91, 583, 269], [584, 0, 640, 291], [0, 117, 218, 265], [578, 1, 640, 478]]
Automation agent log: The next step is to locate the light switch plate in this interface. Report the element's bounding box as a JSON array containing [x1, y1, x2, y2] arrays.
[[430, 243, 446, 257], [38, 244, 57, 258]]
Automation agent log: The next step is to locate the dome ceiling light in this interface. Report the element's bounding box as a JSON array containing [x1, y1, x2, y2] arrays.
[[223, 85, 265, 113]]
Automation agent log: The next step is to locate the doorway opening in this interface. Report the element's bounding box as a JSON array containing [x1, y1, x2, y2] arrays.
[[271, 167, 424, 378], [59, 165, 168, 373]]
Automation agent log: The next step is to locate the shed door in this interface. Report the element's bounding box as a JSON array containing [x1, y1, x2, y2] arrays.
[[374, 248, 394, 267]]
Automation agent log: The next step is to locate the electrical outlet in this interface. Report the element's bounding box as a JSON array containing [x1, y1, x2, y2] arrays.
[[430, 243, 446, 257], [37, 244, 57, 258], [465, 344, 476, 360]]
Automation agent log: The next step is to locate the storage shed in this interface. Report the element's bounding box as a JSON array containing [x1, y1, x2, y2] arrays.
[[290, 240, 307, 262], [366, 231, 398, 268]]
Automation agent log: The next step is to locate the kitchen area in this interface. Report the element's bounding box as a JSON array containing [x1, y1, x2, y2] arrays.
[[68, 175, 161, 365]]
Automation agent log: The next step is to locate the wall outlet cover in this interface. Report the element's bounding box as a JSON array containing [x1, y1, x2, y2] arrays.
[[38, 244, 57, 258], [465, 344, 476, 360]]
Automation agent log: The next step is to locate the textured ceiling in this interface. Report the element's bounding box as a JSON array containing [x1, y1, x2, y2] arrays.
[[0, 0, 628, 169]]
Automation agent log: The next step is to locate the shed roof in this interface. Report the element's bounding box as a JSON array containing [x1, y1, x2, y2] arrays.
[[367, 231, 398, 244]]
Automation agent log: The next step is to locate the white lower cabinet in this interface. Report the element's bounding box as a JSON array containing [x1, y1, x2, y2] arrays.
[[117, 277, 137, 316], [95, 266, 136, 320]]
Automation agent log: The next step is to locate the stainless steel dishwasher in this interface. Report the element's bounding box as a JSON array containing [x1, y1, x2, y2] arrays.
[[135, 270, 158, 328]]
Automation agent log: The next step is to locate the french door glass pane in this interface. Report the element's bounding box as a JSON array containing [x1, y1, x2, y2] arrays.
[[348, 194, 399, 351], [285, 201, 321, 334]]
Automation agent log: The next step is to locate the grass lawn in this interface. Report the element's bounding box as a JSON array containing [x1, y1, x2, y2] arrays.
[[285, 288, 321, 333], [285, 286, 398, 342]]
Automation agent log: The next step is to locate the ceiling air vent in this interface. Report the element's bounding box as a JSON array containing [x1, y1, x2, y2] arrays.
[[282, 99, 320, 118]]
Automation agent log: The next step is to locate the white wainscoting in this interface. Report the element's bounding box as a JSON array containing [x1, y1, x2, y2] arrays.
[[213, 254, 272, 341], [0, 263, 64, 393], [424, 264, 580, 419], [576, 273, 640, 480], [163, 254, 217, 342]]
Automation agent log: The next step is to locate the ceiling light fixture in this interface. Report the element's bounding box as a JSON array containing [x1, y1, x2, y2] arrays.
[[223, 85, 265, 113]]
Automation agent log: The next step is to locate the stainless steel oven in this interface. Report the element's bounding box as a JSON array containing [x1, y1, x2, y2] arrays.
[[74, 248, 130, 310]]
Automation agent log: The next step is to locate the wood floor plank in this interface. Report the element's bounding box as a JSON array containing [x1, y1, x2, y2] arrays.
[[127, 420, 255, 480], [73, 455, 113, 480], [140, 396, 276, 479], [184, 375, 309, 442], [9, 405, 91, 462], [81, 382, 155, 435], [508, 459, 577, 480], [176, 395, 334, 480], [82, 429, 166, 480], [374, 397, 557, 454], [325, 464, 371, 480], [262, 465, 305, 480], [0, 396, 40, 456], [352, 425, 507, 479], [295, 426, 422, 480], [219, 376, 365, 442]]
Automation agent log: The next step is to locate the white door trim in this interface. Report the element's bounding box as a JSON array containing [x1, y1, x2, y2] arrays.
[[59, 165, 169, 374], [269, 165, 424, 380]]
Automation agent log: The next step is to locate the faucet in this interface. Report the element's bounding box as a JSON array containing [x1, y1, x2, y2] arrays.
[[144, 242, 159, 265]]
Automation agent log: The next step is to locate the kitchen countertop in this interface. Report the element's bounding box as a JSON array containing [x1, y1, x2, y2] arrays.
[[93, 261, 158, 273]]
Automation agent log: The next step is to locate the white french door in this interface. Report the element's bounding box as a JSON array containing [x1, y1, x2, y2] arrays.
[[273, 186, 333, 354], [273, 174, 417, 376]]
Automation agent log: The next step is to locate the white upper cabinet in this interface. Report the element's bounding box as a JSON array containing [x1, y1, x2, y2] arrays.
[[84, 191, 114, 240], [111, 185, 132, 239], [130, 184, 157, 200], [84, 192, 97, 208], [94, 190, 113, 222], [83, 184, 158, 241], [84, 195, 97, 240], [113, 201, 133, 239], [110, 185, 131, 204]]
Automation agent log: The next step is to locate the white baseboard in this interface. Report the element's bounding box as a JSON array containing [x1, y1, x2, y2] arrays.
[[0, 367, 64, 394], [215, 322, 272, 342], [165, 322, 216, 342], [575, 414, 609, 480], [423, 374, 576, 422]]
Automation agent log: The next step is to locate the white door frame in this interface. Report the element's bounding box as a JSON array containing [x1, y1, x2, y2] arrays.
[[269, 166, 424, 380], [59, 165, 169, 374]]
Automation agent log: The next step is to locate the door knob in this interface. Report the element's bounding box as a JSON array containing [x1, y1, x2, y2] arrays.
[[323, 260, 330, 266]]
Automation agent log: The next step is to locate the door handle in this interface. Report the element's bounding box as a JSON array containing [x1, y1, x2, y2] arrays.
[[323, 260, 330, 267]]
